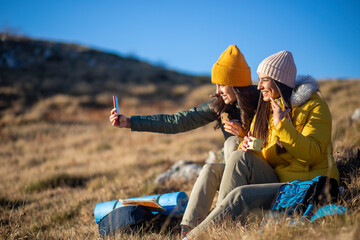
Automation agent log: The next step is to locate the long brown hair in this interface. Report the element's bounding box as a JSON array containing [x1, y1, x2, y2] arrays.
[[211, 85, 259, 133], [252, 79, 293, 154]]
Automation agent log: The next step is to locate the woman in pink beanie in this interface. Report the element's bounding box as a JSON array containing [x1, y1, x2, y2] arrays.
[[182, 51, 339, 240]]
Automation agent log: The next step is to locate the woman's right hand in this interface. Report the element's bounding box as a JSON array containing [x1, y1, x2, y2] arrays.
[[109, 108, 130, 128], [223, 119, 247, 138], [240, 131, 252, 151]]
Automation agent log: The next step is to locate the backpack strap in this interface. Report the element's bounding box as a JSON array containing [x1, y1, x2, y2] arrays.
[[310, 204, 346, 222]]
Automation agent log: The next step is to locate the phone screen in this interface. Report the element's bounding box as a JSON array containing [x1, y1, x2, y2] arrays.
[[113, 95, 119, 114]]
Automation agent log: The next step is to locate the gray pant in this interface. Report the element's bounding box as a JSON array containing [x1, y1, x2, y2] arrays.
[[187, 182, 283, 239], [181, 136, 280, 228]]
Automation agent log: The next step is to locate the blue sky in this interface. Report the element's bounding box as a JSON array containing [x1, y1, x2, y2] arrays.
[[1, 0, 359, 79]]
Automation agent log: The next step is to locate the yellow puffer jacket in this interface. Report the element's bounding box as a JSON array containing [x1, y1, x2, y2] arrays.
[[248, 76, 339, 182]]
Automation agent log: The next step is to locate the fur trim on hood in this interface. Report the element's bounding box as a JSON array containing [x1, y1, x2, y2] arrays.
[[291, 75, 319, 107]]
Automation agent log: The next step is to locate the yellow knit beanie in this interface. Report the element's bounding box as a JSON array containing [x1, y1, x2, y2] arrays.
[[211, 45, 252, 87]]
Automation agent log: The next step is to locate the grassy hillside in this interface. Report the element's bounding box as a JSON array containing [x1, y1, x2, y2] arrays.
[[1, 36, 359, 239], [1, 80, 359, 239], [0, 34, 209, 123]]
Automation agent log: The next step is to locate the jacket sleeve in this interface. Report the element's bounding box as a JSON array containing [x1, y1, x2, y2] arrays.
[[274, 99, 332, 165], [130, 101, 217, 134]]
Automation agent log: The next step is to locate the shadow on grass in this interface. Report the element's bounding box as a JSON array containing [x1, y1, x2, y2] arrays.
[[0, 197, 26, 210], [25, 173, 92, 193]]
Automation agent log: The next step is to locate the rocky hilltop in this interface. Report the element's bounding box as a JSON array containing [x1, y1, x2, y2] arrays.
[[0, 34, 209, 115]]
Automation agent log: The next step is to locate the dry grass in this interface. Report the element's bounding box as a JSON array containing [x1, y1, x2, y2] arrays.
[[318, 80, 360, 152], [0, 80, 359, 239]]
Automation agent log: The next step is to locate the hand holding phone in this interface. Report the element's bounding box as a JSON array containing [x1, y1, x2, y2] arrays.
[[112, 94, 120, 125], [110, 95, 130, 128], [113, 94, 119, 114]]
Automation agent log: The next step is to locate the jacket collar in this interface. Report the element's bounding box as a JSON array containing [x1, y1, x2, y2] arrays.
[[291, 75, 319, 107]]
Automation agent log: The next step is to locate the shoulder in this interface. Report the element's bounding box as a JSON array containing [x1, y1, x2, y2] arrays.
[[293, 93, 331, 123], [297, 93, 328, 110]]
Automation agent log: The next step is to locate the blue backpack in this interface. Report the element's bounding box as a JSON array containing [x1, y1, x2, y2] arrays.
[[97, 205, 182, 236], [267, 176, 346, 223], [95, 192, 188, 236]]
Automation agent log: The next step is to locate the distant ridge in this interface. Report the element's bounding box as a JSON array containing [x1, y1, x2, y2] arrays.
[[0, 34, 209, 113]]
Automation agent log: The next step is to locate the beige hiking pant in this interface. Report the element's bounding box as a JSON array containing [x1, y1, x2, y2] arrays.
[[187, 182, 283, 239], [181, 136, 279, 228]]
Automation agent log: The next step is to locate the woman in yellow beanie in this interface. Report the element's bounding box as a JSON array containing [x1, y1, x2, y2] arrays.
[[183, 51, 339, 240], [109, 45, 260, 236], [180, 46, 273, 238]]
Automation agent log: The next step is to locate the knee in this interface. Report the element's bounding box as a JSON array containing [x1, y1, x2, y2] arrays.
[[219, 186, 247, 208], [227, 150, 259, 167], [199, 163, 217, 178], [224, 136, 238, 151], [223, 136, 239, 163], [197, 163, 224, 183], [200, 163, 213, 175], [226, 149, 247, 167], [227, 186, 244, 201]]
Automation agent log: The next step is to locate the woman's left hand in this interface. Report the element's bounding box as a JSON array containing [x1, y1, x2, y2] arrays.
[[270, 97, 291, 127], [224, 120, 246, 137]]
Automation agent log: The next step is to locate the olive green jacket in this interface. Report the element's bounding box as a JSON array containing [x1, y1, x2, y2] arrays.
[[130, 101, 237, 141]]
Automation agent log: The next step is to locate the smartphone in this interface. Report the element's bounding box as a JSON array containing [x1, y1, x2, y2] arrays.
[[113, 94, 119, 114]]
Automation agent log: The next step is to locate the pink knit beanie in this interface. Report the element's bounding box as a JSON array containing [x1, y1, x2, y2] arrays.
[[257, 51, 297, 88]]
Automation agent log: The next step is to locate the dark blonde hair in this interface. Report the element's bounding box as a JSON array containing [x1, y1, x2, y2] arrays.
[[211, 85, 259, 133], [252, 79, 293, 154]]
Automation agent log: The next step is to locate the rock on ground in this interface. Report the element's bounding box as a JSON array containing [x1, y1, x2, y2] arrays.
[[154, 151, 219, 184]]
